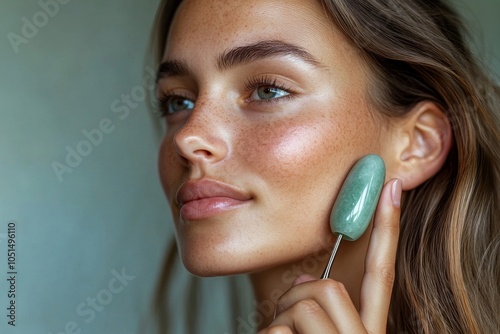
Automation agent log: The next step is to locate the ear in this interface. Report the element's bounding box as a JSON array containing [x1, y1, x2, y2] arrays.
[[384, 101, 453, 190]]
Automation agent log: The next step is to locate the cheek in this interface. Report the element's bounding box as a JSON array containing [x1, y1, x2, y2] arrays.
[[250, 123, 333, 179], [235, 99, 382, 209], [158, 132, 182, 201], [238, 115, 358, 187]]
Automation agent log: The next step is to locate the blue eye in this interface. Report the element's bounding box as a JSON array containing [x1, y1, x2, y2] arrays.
[[251, 86, 290, 100], [164, 96, 195, 114]]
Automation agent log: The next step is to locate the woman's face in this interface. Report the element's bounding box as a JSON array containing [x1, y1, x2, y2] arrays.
[[158, 0, 391, 276]]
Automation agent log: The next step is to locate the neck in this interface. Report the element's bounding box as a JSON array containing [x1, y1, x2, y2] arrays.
[[248, 231, 371, 329]]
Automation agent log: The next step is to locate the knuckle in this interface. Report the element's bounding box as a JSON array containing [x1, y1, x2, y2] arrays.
[[265, 325, 293, 334], [293, 298, 322, 315], [322, 280, 349, 300], [380, 221, 400, 238], [377, 265, 396, 287]]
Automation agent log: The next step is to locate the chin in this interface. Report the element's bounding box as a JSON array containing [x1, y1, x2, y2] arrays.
[[177, 239, 250, 277], [177, 235, 292, 277], [177, 239, 322, 278], [180, 252, 255, 277]]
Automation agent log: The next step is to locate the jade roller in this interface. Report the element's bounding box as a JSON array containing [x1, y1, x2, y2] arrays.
[[321, 154, 386, 279]]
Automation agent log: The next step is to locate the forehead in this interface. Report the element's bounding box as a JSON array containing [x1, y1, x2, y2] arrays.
[[164, 0, 342, 61]]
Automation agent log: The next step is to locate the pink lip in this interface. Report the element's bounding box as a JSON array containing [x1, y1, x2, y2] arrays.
[[176, 179, 252, 220]]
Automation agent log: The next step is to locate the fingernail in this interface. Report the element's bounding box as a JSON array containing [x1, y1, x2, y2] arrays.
[[292, 274, 316, 286], [391, 179, 402, 208]]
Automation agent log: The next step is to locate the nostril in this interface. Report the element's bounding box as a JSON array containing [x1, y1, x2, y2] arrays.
[[174, 134, 228, 164]]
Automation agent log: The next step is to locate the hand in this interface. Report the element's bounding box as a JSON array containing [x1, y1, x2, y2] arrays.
[[258, 178, 402, 334]]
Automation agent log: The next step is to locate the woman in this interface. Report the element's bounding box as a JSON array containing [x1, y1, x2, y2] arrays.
[[151, 0, 500, 333]]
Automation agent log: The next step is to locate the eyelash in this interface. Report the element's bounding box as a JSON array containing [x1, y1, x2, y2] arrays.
[[155, 75, 295, 118], [244, 75, 295, 105], [154, 90, 192, 118]]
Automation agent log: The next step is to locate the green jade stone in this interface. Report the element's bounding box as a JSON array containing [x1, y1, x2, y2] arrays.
[[330, 154, 386, 241]]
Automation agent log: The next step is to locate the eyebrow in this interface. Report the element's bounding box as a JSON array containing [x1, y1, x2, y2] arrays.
[[156, 60, 191, 83], [217, 40, 321, 70], [156, 40, 322, 82]]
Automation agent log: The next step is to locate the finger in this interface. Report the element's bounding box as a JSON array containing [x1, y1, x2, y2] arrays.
[[292, 274, 316, 286], [271, 298, 339, 334], [275, 279, 366, 333], [359, 178, 402, 333], [257, 325, 294, 334]]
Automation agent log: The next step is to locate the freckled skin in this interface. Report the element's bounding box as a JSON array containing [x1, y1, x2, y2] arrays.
[[158, 0, 393, 305]]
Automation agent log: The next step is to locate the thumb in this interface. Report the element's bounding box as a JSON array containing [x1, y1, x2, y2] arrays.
[[292, 274, 317, 286]]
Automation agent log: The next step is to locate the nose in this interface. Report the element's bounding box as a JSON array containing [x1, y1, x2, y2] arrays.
[[173, 102, 229, 166]]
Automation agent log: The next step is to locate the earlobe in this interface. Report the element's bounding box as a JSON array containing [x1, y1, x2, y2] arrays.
[[389, 101, 452, 190]]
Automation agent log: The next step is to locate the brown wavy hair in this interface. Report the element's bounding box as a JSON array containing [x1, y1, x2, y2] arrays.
[[150, 0, 500, 333]]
